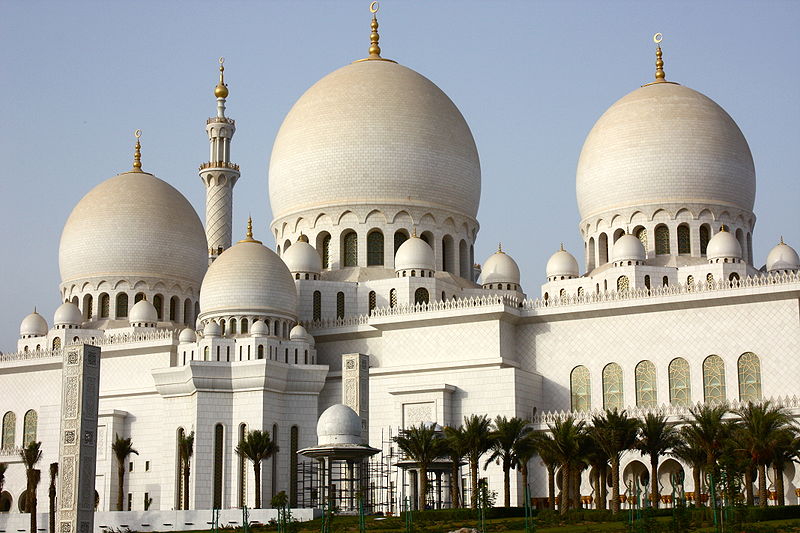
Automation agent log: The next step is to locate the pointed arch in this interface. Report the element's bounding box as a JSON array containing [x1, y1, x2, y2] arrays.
[[602, 362, 623, 410], [737, 352, 761, 402], [668, 357, 691, 407], [367, 229, 384, 266], [570, 366, 591, 412], [635, 360, 657, 408], [703, 355, 726, 404]]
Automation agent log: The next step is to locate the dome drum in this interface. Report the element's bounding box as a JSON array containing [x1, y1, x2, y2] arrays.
[[480, 249, 521, 291]]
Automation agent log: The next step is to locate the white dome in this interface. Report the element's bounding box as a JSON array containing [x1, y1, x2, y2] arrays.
[[480, 250, 521, 285], [707, 229, 742, 260], [316, 404, 363, 446], [54, 302, 82, 326], [251, 320, 269, 336], [269, 60, 481, 221], [203, 321, 221, 337], [179, 327, 197, 343], [394, 237, 435, 272], [766, 240, 800, 271], [199, 238, 298, 321], [546, 248, 580, 278], [129, 299, 158, 325], [612, 234, 646, 262], [282, 240, 322, 274], [290, 324, 310, 341], [576, 82, 755, 222], [59, 171, 207, 290], [20, 311, 48, 338]]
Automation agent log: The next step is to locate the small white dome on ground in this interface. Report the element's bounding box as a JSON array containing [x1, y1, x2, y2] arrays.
[[316, 404, 363, 445], [129, 299, 158, 326], [707, 228, 742, 261], [766, 239, 800, 272], [480, 246, 521, 287], [395, 236, 435, 273], [20, 311, 48, 338], [54, 302, 82, 327], [612, 234, 646, 263], [546, 246, 580, 279], [179, 328, 197, 343]]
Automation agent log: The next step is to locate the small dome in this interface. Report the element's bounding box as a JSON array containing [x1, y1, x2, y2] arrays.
[[20, 311, 48, 338], [251, 320, 269, 336], [203, 321, 221, 337], [766, 239, 800, 272], [395, 237, 435, 272], [612, 234, 646, 263], [289, 324, 314, 345], [129, 299, 158, 325], [480, 248, 521, 286], [54, 302, 82, 326], [707, 228, 742, 260], [546, 247, 580, 278], [179, 327, 197, 343], [282, 239, 322, 274], [316, 404, 363, 446]]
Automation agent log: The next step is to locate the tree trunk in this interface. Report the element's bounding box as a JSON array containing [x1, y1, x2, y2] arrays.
[[757, 463, 767, 508], [470, 458, 478, 509], [28, 469, 39, 533], [503, 458, 510, 508], [650, 454, 660, 509], [599, 467, 608, 511], [610, 456, 620, 514], [117, 464, 125, 510], [692, 466, 702, 507], [419, 466, 428, 512], [559, 463, 570, 516], [547, 465, 555, 510], [520, 462, 528, 508], [744, 468, 754, 506], [450, 460, 461, 509], [774, 464, 784, 507], [49, 475, 57, 533], [183, 464, 190, 510], [254, 459, 261, 509]]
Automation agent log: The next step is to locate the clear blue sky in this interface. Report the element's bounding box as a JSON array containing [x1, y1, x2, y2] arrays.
[[1, 1, 798, 350]]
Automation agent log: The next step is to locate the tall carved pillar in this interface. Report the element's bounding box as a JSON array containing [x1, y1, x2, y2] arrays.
[[57, 344, 101, 533], [342, 353, 370, 441]]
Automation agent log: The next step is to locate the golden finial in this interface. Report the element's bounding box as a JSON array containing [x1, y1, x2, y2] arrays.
[[497, 242, 504, 254], [780, 236, 785, 245], [719, 225, 727, 232], [132, 129, 142, 171], [238, 216, 263, 244], [412, 227, 417, 238], [653, 33, 666, 82], [215, 57, 229, 99], [298, 233, 309, 243], [354, 2, 396, 63], [560, 243, 564, 251]]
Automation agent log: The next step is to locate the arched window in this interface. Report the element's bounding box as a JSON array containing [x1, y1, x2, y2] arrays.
[[274, 321, 280, 336], [238, 424, 247, 507], [598, 233, 608, 265], [394, 230, 409, 255], [617, 275, 629, 292], [738, 352, 762, 402], [321, 233, 331, 269], [635, 227, 648, 253], [577, 287, 585, 298], [213, 424, 224, 507], [736, 229, 745, 261], [342, 231, 358, 267], [587, 237, 596, 271], [389, 289, 397, 308], [655, 225, 670, 255], [257, 345, 264, 359], [559, 288, 566, 298], [570, 366, 591, 412], [230, 318, 237, 335], [184, 299, 192, 325], [134, 292, 145, 304], [290, 426, 299, 507], [241, 318, 248, 334], [662, 276, 669, 287], [52, 337, 61, 350], [204, 346, 210, 361], [700, 225, 711, 255], [336, 292, 345, 319], [668, 358, 691, 407], [83, 294, 93, 320], [686, 275, 695, 291], [414, 288, 429, 305], [459, 240, 469, 278], [602, 363, 623, 410], [729, 272, 740, 283], [100, 293, 110, 318], [220, 319, 226, 335], [116, 293, 129, 318], [313, 291, 322, 321], [706, 273, 714, 288], [703, 355, 727, 404], [169, 296, 178, 321], [644, 275, 651, 290], [747, 232, 753, 264], [368, 291, 376, 314], [613, 228, 625, 243], [367, 231, 384, 266], [677, 224, 690, 254], [635, 360, 657, 408], [2, 412, 16, 449], [153, 294, 163, 320], [442, 235, 454, 273]]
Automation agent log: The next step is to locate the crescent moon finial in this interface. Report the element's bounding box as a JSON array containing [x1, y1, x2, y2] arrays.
[[219, 56, 225, 65], [134, 129, 141, 139], [653, 32, 663, 44], [370, 1, 379, 14], [132, 130, 142, 170]]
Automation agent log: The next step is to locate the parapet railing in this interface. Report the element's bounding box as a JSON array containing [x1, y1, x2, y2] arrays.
[[0, 330, 175, 363]]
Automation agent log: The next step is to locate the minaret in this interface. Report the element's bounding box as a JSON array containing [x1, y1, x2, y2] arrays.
[[200, 57, 240, 263]]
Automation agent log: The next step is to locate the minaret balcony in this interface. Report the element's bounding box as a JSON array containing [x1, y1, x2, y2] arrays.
[[207, 116, 235, 126], [199, 161, 240, 171]]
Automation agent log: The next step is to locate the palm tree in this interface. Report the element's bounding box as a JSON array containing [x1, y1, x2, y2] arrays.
[[112, 434, 138, 511], [547, 415, 585, 515], [533, 432, 559, 510], [0, 462, 6, 495], [672, 429, 707, 505], [443, 425, 468, 508], [583, 437, 610, 510], [178, 431, 194, 509], [636, 413, 680, 508], [462, 414, 492, 509], [49, 463, 58, 533], [394, 424, 446, 511], [485, 416, 531, 508], [20, 441, 42, 533], [512, 431, 538, 505], [734, 401, 793, 508], [589, 409, 639, 514], [235, 429, 279, 508], [771, 426, 800, 506], [681, 404, 730, 507]]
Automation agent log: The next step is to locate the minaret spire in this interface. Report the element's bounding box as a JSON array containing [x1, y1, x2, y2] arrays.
[[199, 57, 240, 263], [132, 129, 143, 171]]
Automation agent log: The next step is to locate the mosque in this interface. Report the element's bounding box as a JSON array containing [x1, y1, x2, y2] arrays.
[[1, 5, 799, 517]]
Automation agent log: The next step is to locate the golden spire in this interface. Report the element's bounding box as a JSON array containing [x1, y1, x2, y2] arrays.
[[215, 57, 229, 98], [238, 216, 262, 244], [719, 225, 727, 232], [653, 33, 666, 82], [355, 2, 396, 63], [560, 243, 564, 251], [780, 236, 785, 245], [412, 227, 417, 238], [497, 242, 504, 254], [298, 233, 309, 243], [132, 129, 142, 171]]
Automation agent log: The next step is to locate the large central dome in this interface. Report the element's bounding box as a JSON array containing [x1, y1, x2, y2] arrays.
[[268, 59, 481, 221]]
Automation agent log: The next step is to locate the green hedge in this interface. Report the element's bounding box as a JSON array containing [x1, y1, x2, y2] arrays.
[[398, 507, 527, 522]]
